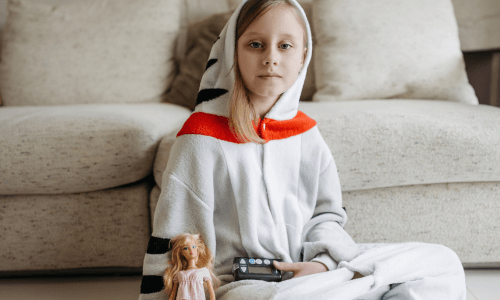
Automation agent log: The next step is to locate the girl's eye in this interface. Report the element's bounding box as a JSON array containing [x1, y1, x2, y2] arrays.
[[183, 247, 188, 250], [192, 245, 196, 249], [249, 42, 263, 49], [280, 43, 292, 50]]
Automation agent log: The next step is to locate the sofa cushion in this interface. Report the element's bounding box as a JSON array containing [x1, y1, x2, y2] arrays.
[[0, 182, 151, 271], [0, 103, 191, 195], [164, 11, 233, 110], [299, 100, 500, 191], [0, 0, 181, 106], [312, 0, 478, 105]]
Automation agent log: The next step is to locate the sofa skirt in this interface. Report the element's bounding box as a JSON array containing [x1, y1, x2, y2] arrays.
[[0, 182, 151, 273], [150, 182, 500, 268]]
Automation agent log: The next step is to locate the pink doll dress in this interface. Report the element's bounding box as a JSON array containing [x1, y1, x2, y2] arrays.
[[173, 267, 211, 300]]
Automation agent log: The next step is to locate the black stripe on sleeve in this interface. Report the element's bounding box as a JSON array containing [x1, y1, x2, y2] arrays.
[[140, 275, 165, 294], [205, 58, 218, 70], [146, 236, 171, 255], [195, 88, 228, 106]]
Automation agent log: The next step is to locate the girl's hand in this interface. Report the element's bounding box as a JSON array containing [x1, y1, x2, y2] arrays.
[[273, 261, 327, 278]]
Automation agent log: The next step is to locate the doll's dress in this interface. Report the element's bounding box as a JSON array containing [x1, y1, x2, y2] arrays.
[[174, 267, 211, 300]]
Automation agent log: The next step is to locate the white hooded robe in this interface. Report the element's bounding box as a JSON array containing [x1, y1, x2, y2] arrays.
[[139, 1, 466, 299]]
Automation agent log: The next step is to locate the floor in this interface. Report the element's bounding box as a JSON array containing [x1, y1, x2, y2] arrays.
[[0, 269, 498, 300]]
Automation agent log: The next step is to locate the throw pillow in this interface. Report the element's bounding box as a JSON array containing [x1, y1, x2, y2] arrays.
[[0, 0, 181, 106], [163, 11, 233, 110], [312, 0, 478, 104]]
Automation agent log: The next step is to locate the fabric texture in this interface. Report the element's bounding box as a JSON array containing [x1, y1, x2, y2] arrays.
[[0, 0, 181, 106], [312, 0, 478, 104], [163, 11, 233, 110], [342, 181, 500, 267], [173, 267, 211, 300], [0, 103, 190, 195], [299, 100, 500, 192], [0, 182, 151, 272], [177, 111, 317, 143]]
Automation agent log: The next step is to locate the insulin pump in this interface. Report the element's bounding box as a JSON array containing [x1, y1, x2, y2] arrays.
[[232, 257, 282, 282]]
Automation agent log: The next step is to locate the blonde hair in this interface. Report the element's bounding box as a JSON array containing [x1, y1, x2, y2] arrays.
[[229, 0, 308, 144], [163, 234, 220, 296]]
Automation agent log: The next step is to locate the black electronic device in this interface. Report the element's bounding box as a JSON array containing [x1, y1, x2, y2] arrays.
[[232, 257, 282, 282]]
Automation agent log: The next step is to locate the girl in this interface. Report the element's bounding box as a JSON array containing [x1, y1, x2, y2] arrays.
[[140, 0, 466, 299], [164, 234, 219, 300]]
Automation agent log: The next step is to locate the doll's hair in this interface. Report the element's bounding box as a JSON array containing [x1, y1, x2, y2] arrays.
[[229, 0, 308, 144], [163, 233, 220, 296]]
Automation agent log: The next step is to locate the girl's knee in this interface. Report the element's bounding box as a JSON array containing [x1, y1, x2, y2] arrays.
[[420, 243, 464, 272]]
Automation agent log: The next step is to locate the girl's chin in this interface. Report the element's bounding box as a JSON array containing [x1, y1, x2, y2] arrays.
[[250, 90, 285, 100]]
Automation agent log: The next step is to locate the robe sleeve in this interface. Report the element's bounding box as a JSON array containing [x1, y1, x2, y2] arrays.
[[301, 154, 359, 266], [139, 136, 218, 300]]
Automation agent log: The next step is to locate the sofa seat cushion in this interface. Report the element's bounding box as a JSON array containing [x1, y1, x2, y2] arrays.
[[0, 182, 151, 272], [299, 100, 500, 191], [0, 103, 191, 195]]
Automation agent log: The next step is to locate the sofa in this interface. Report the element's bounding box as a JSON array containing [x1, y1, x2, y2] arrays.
[[1, 0, 499, 276]]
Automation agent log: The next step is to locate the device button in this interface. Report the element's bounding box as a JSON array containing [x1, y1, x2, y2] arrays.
[[256, 259, 262, 264], [249, 259, 255, 264], [264, 259, 271, 265], [240, 258, 246, 264], [241, 266, 247, 272]]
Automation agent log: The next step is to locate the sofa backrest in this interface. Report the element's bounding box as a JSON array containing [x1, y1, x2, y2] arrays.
[[0, 0, 182, 107]]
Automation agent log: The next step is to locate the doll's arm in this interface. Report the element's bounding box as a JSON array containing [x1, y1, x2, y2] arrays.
[[205, 280, 216, 300], [168, 282, 178, 300]]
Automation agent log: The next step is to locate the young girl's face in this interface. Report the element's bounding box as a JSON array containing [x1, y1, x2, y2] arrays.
[[237, 4, 306, 107]]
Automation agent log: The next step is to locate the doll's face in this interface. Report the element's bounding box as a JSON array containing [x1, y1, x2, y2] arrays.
[[181, 238, 198, 261], [237, 4, 307, 108]]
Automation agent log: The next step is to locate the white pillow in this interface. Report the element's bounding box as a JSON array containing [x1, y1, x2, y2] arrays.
[[312, 0, 478, 104], [0, 0, 181, 106]]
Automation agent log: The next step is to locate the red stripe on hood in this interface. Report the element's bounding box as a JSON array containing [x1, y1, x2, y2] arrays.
[[177, 111, 317, 143]]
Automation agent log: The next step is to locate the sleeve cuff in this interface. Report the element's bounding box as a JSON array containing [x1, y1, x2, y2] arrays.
[[311, 252, 338, 271]]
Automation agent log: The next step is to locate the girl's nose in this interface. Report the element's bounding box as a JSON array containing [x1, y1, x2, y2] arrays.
[[263, 48, 278, 66]]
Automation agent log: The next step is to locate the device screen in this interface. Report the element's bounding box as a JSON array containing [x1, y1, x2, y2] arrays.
[[248, 266, 273, 274]]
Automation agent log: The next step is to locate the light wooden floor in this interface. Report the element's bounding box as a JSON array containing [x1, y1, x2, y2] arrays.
[[0, 269, 498, 299]]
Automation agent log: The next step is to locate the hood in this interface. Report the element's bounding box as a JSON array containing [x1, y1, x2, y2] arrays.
[[193, 0, 313, 121]]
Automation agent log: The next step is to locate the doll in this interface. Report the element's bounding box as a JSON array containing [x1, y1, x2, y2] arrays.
[[164, 233, 219, 300]]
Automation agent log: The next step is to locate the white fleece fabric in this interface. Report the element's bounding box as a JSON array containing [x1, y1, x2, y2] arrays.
[[139, 1, 465, 299]]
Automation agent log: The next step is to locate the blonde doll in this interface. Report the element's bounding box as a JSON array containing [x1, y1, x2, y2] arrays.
[[164, 234, 219, 300], [140, 0, 466, 299]]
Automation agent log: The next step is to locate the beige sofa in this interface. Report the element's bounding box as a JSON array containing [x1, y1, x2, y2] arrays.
[[1, 0, 499, 276]]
